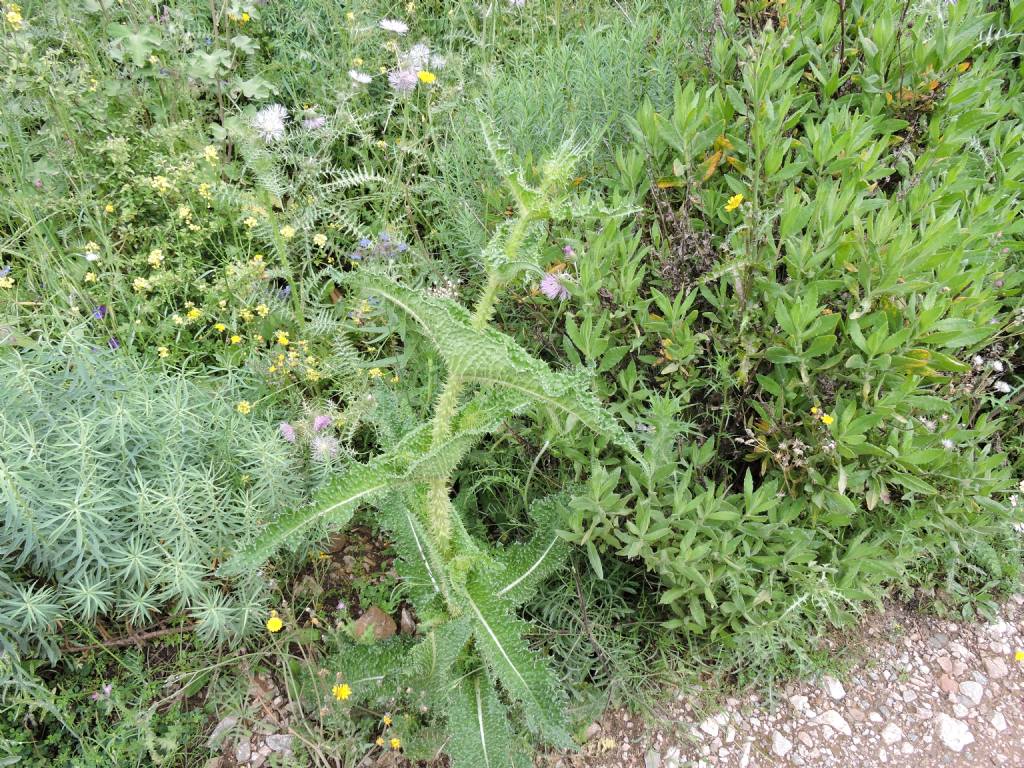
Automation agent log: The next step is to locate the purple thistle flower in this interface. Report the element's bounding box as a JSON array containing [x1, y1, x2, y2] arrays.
[[279, 422, 296, 443], [92, 305, 108, 320], [303, 116, 327, 131], [107, 337, 120, 350], [563, 244, 576, 257], [539, 273, 569, 301], [388, 68, 418, 94], [358, 237, 371, 248], [313, 414, 332, 432]]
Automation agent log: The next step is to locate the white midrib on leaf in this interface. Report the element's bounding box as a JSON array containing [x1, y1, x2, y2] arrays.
[[406, 510, 441, 594], [466, 595, 528, 692], [475, 677, 490, 768], [496, 535, 558, 598]]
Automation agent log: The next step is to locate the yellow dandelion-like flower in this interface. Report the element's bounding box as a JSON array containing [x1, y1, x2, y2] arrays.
[[85, 271, 97, 283], [332, 683, 352, 701], [240, 11, 250, 22], [214, 322, 227, 332], [256, 304, 269, 317], [810, 406, 819, 415], [266, 610, 283, 633], [417, 70, 437, 85], [382, 715, 392, 726], [236, 400, 252, 415], [390, 738, 401, 751], [1015, 649, 1024, 662], [724, 193, 744, 212], [275, 331, 290, 346], [187, 308, 202, 320], [313, 233, 327, 247], [104, 203, 115, 214], [148, 249, 163, 268], [279, 225, 296, 240], [375, 737, 385, 747], [821, 414, 834, 426], [157, 346, 170, 358], [230, 334, 242, 344]]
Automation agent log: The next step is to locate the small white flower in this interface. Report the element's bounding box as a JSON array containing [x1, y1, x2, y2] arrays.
[[378, 18, 408, 34], [941, 438, 955, 451], [990, 359, 1005, 373], [252, 103, 288, 143], [994, 381, 1012, 394], [972, 355, 985, 369], [403, 43, 431, 69], [349, 69, 372, 84], [84, 250, 100, 262]]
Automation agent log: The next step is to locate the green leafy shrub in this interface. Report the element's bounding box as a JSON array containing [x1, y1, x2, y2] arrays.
[[0, 339, 303, 661], [546, 0, 1024, 682]]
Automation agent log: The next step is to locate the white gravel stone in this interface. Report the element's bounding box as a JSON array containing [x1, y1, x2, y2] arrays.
[[772, 732, 793, 758], [817, 710, 852, 737], [959, 680, 984, 706], [936, 713, 975, 753], [881, 723, 903, 745], [992, 712, 1008, 732], [823, 675, 846, 701]]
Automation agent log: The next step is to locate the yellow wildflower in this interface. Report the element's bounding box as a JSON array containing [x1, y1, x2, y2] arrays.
[[148, 249, 163, 268], [346, 11, 355, 22], [279, 225, 296, 240], [417, 70, 437, 85], [382, 715, 392, 726], [236, 400, 252, 415], [352, 57, 364, 66], [240, 11, 250, 22], [266, 610, 283, 633], [214, 323, 227, 332], [1015, 649, 1024, 662], [724, 193, 744, 212], [5, 8, 23, 30], [133, 277, 152, 293], [0, 277, 12, 289], [821, 414, 834, 426], [157, 346, 170, 358], [172, 314, 184, 325], [375, 737, 385, 747], [197, 183, 212, 199], [368, 367, 384, 378], [187, 308, 202, 320], [85, 271, 97, 283], [332, 683, 352, 701], [104, 203, 115, 214], [810, 406, 819, 415], [390, 738, 401, 751], [203, 145, 218, 163], [244, 216, 258, 229], [177, 205, 192, 220], [275, 330, 290, 346], [230, 334, 242, 344], [313, 233, 327, 247], [256, 304, 269, 317], [240, 309, 254, 322], [148, 54, 159, 65]]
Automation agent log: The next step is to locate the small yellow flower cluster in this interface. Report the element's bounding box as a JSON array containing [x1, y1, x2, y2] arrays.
[[133, 276, 152, 294], [148, 249, 164, 268], [227, 10, 251, 23], [349, 299, 375, 326], [5, 3, 23, 30], [279, 225, 296, 240], [197, 182, 212, 200], [150, 175, 173, 195], [268, 342, 321, 382], [236, 400, 252, 415], [313, 233, 328, 248], [810, 406, 834, 426], [0, 275, 13, 290]]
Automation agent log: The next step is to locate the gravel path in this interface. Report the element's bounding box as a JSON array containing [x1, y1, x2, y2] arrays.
[[550, 594, 1024, 768]]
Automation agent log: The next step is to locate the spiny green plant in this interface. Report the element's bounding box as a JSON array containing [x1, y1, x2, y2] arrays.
[[219, 124, 641, 764]]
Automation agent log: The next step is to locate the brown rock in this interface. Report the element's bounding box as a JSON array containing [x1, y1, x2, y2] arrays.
[[353, 606, 397, 641], [399, 606, 416, 636], [938, 674, 959, 694]]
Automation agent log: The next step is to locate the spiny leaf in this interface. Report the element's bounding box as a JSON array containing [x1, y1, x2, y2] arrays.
[[349, 271, 643, 464], [402, 617, 472, 699], [447, 673, 518, 768], [481, 494, 571, 607], [377, 490, 448, 608], [218, 459, 399, 578], [463, 579, 573, 748]]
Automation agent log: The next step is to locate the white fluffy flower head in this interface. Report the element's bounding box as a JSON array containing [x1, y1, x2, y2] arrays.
[[379, 18, 408, 34], [252, 104, 288, 143]]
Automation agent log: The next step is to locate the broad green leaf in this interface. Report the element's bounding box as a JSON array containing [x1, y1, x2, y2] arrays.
[[463, 580, 572, 748], [349, 272, 643, 464], [447, 674, 517, 768]]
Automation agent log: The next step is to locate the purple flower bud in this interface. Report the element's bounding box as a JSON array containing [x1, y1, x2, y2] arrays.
[[92, 305, 107, 320], [279, 422, 296, 442], [108, 337, 120, 350], [563, 244, 575, 257], [313, 414, 332, 432]]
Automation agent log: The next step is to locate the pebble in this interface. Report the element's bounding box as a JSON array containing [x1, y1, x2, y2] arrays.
[[959, 680, 984, 706], [881, 723, 903, 745], [936, 713, 975, 753], [823, 675, 846, 701], [992, 712, 1008, 733], [772, 732, 793, 757], [817, 710, 852, 737]]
